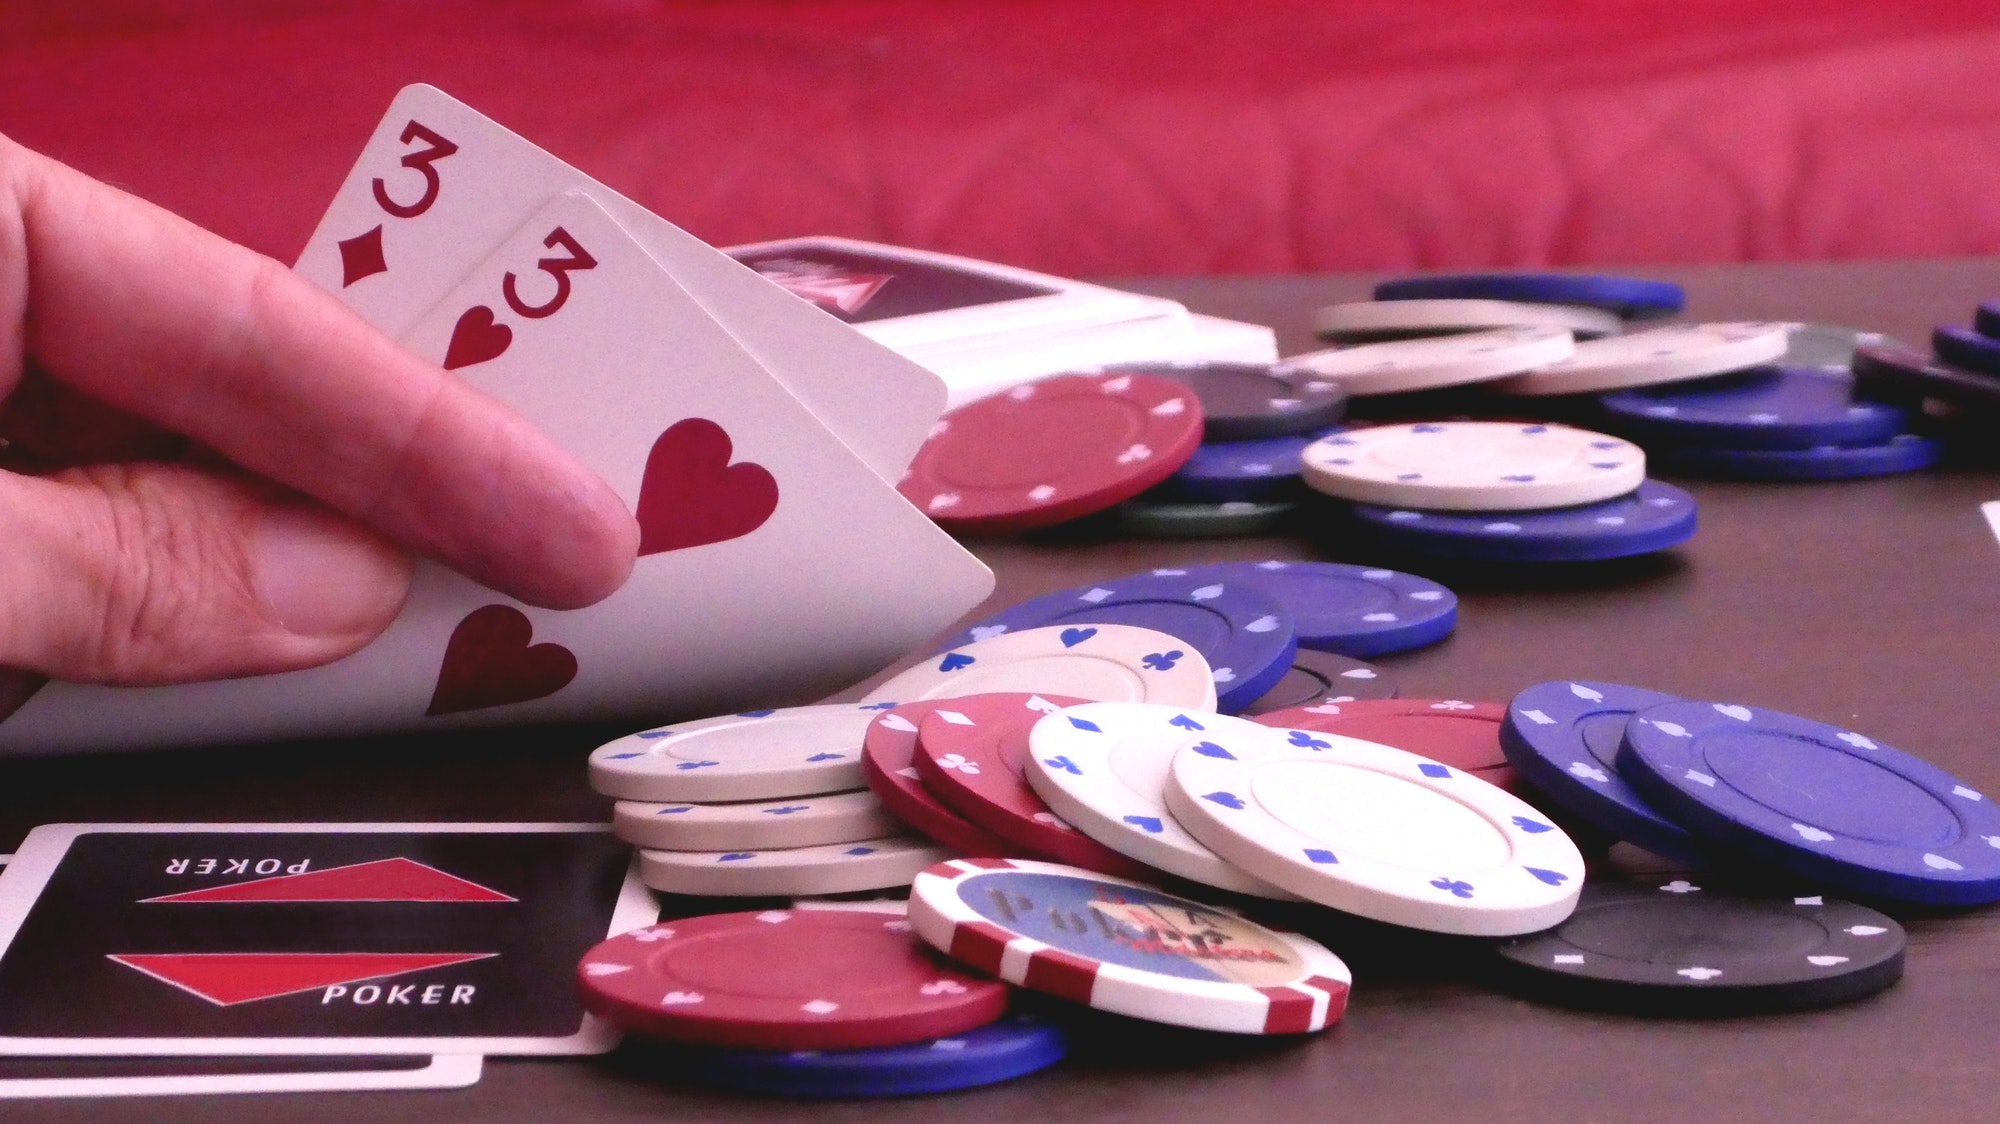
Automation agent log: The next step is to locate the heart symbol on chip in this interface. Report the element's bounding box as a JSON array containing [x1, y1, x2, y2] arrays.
[[1059, 627, 1097, 648], [878, 713, 918, 733], [635, 418, 779, 556], [442, 305, 512, 370], [426, 604, 577, 716], [938, 652, 975, 672], [1202, 791, 1246, 809]]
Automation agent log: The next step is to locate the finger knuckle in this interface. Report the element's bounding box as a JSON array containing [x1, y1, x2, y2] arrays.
[[77, 467, 237, 677]]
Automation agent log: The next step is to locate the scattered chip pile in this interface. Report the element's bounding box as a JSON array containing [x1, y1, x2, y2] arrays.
[[559, 272, 2000, 1099], [1848, 298, 2000, 445]]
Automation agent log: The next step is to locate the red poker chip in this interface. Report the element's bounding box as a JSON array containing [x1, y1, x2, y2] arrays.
[[862, 701, 1015, 856], [1251, 698, 1523, 792], [910, 693, 1152, 878], [897, 372, 1206, 533], [576, 907, 1010, 1051]]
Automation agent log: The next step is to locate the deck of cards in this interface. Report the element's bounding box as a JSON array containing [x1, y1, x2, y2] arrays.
[[0, 84, 1010, 754], [727, 237, 1276, 405]]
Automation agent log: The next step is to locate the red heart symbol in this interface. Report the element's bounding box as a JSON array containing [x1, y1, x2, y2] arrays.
[[426, 604, 576, 717], [442, 306, 512, 370], [636, 418, 779, 555]]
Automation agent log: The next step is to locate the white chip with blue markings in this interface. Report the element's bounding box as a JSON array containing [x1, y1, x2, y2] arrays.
[[588, 703, 891, 803], [1163, 722, 1585, 935], [1299, 422, 1645, 512], [862, 624, 1218, 713], [1024, 702, 1296, 898], [612, 789, 903, 852]]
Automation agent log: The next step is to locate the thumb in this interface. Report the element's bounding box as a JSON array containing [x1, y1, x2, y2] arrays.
[[0, 462, 414, 684]]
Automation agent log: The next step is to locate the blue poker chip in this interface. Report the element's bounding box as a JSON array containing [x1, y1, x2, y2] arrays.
[[943, 572, 1297, 713], [1934, 324, 2000, 377], [1650, 433, 1941, 481], [1975, 300, 2000, 341], [1617, 700, 2000, 905], [1159, 427, 1339, 503], [1598, 365, 1910, 450], [1374, 273, 1686, 320], [682, 1013, 1067, 1098], [1349, 480, 1697, 563], [1499, 681, 1701, 862], [1183, 560, 1455, 658]]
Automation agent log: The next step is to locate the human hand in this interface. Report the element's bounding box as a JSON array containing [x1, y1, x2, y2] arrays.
[[0, 137, 639, 710]]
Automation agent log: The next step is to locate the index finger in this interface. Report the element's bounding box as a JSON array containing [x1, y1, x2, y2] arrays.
[[0, 137, 637, 610]]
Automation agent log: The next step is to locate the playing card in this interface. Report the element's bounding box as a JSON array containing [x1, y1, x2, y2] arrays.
[[0, 823, 651, 1056], [0, 194, 993, 751], [724, 236, 1185, 349], [0, 1054, 482, 1099], [294, 84, 941, 484]]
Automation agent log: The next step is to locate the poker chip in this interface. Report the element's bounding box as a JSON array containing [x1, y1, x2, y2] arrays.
[[1237, 649, 1397, 716], [938, 574, 1296, 714], [1649, 433, 1941, 481], [635, 835, 954, 898], [1251, 699, 1520, 793], [896, 372, 1203, 533], [908, 858, 1351, 1034], [1024, 702, 1295, 896], [575, 907, 1009, 1050], [910, 693, 1148, 877], [1158, 429, 1335, 503], [1489, 877, 1906, 1014], [1104, 360, 1348, 441], [1932, 324, 2000, 376], [1597, 365, 1910, 450], [1617, 701, 2000, 905], [1976, 300, 2000, 341], [1184, 560, 1457, 658], [861, 702, 1015, 856], [1348, 480, 1698, 563], [1491, 323, 1792, 397], [1311, 298, 1622, 343], [1282, 327, 1576, 396], [1299, 422, 1646, 512], [1114, 497, 1298, 539], [1498, 681, 1700, 862], [1373, 273, 1686, 319], [612, 790, 902, 852], [1849, 339, 2000, 412], [679, 1013, 1068, 1098], [865, 624, 1217, 713], [1164, 722, 1584, 934], [588, 704, 882, 803]]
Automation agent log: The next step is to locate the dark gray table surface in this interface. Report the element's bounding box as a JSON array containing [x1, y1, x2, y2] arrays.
[[6, 258, 2000, 1122]]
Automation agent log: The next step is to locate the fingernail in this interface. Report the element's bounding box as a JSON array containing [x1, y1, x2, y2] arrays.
[[252, 506, 413, 637]]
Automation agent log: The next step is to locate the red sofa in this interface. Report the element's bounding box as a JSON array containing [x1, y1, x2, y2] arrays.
[[6, 1, 2000, 278]]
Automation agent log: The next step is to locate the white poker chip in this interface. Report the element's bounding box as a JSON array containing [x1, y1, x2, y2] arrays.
[[588, 703, 883, 802], [612, 790, 903, 852], [636, 834, 953, 897], [1280, 327, 1576, 396], [1163, 724, 1585, 935], [1024, 702, 1295, 897], [1490, 321, 1792, 396], [1312, 298, 1622, 343], [862, 624, 1218, 712], [1299, 422, 1645, 511]]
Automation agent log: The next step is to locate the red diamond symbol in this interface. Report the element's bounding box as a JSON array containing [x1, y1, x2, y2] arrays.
[[337, 225, 389, 287]]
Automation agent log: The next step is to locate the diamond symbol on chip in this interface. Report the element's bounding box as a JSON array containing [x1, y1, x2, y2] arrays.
[[1953, 785, 1984, 801], [1677, 967, 1722, 981], [1837, 731, 1880, 751], [1410, 590, 1443, 601], [1245, 615, 1280, 632], [1362, 612, 1398, 623], [660, 991, 705, 1006], [584, 963, 631, 976], [1100, 376, 1132, 393], [1924, 853, 1965, 871], [1847, 925, 1888, 937], [928, 493, 961, 512], [1027, 485, 1057, 502], [1116, 444, 1153, 464], [1553, 954, 1586, 965], [1808, 955, 1851, 967], [802, 1000, 840, 1015], [1151, 397, 1188, 416], [1792, 823, 1835, 843]]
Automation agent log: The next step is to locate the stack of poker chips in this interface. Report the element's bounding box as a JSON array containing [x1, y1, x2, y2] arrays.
[[1847, 298, 2000, 450]]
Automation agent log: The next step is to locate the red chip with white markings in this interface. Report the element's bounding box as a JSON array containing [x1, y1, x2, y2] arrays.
[[897, 372, 1205, 532], [908, 858, 1351, 1034], [911, 692, 1150, 877], [862, 700, 1016, 856], [575, 907, 1008, 1050], [1252, 698, 1523, 792]]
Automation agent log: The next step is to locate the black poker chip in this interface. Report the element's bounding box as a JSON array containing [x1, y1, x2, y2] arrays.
[[1105, 360, 1349, 441], [1487, 877, 1905, 1015], [1236, 648, 1397, 715]]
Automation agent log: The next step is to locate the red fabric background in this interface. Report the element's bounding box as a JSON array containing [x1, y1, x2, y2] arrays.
[[4, 1, 1998, 276]]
